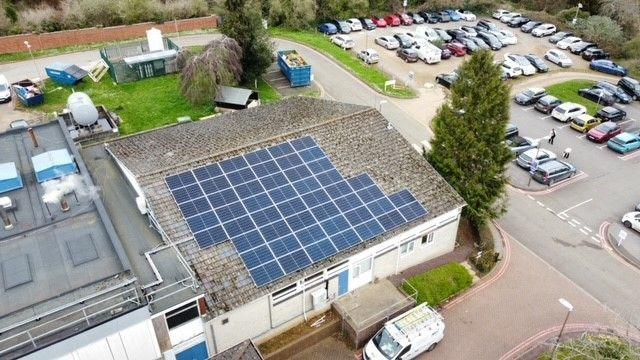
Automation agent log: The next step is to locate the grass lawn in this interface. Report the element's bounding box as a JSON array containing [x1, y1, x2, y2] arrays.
[[402, 263, 473, 307], [270, 28, 416, 99], [256, 78, 282, 104], [545, 79, 601, 115], [32, 75, 214, 135]]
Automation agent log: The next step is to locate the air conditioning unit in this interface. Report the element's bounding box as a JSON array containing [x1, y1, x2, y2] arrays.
[[310, 289, 327, 309]]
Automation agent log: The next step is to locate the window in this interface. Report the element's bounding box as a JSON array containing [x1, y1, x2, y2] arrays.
[[165, 301, 200, 330], [422, 233, 434, 245], [352, 258, 372, 278], [400, 241, 415, 255]]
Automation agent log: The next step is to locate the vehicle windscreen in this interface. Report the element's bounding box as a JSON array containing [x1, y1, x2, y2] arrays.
[[523, 90, 535, 97], [573, 118, 585, 126], [520, 153, 532, 162], [609, 137, 625, 146], [373, 328, 403, 359], [555, 108, 567, 115], [0, 84, 7, 92], [365, 19, 374, 25]]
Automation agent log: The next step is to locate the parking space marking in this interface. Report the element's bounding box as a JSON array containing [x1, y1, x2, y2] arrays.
[[570, 219, 581, 226], [540, 115, 552, 120], [527, 195, 535, 201], [583, 226, 592, 233], [530, 171, 589, 195], [580, 228, 590, 235], [597, 144, 608, 149], [568, 221, 577, 227], [576, 134, 586, 139], [618, 150, 640, 161], [619, 119, 635, 125], [558, 198, 593, 216], [559, 124, 571, 129], [557, 213, 568, 220], [536, 201, 545, 207], [590, 236, 601, 243], [522, 106, 535, 111]]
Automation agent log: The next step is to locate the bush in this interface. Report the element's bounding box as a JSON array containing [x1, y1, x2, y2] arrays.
[[572, 16, 626, 57], [119, 0, 163, 24], [538, 334, 640, 359], [269, 0, 316, 29], [623, 36, 640, 59], [163, 0, 209, 20], [556, 8, 589, 23], [64, 0, 124, 28], [470, 249, 497, 273], [17, 5, 59, 33], [599, 0, 640, 38], [402, 263, 473, 307], [0, 8, 11, 36]]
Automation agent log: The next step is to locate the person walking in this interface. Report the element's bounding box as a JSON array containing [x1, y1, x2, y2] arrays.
[[548, 128, 556, 145], [563, 147, 572, 158]]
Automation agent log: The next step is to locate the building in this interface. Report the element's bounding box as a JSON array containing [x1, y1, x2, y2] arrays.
[[215, 86, 260, 111], [105, 97, 465, 355]]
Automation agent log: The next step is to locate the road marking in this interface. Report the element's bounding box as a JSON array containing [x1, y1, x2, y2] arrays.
[[590, 236, 600, 243], [583, 226, 592, 233], [619, 119, 635, 125], [597, 144, 608, 149], [536, 201, 545, 207], [568, 221, 577, 227], [527, 195, 535, 201], [557, 213, 568, 220], [618, 150, 640, 161], [580, 228, 589, 235], [559, 124, 571, 129], [540, 115, 552, 120], [576, 134, 586, 139], [558, 198, 593, 216], [412, 144, 422, 153], [522, 106, 535, 111], [569, 219, 581, 225], [546, 207, 555, 213]]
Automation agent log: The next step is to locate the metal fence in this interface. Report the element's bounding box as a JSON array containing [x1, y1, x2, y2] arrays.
[[100, 38, 180, 84]]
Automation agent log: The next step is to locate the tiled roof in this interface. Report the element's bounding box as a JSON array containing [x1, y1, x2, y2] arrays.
[[212, 339, 263, 360], [107, 97, 464, 314]]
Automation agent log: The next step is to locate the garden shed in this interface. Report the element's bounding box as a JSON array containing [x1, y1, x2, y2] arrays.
[[214, 86, 260, 110]]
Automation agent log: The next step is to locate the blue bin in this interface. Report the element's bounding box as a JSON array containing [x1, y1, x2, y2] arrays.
[[11, 79, 44, 107], [277, 50, 312, 87], [45, 62, 88, 86]]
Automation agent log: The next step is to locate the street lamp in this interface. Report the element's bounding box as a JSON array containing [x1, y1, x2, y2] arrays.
[[572, 3, 583, 25], [378, 100, 387, 113], [527, 136, 549, 187], [551, 298, 574, 359], [24, 41, 44, 85]]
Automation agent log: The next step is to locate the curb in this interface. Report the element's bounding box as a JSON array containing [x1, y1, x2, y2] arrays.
[[604, 224, 640, 271]]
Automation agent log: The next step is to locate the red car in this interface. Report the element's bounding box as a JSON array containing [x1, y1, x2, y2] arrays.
[[586, 121, 621, 143], [384, 14, 401, 26], [371, 16, 387, 27], [445, 42, 467, 57], [396, 13, 413, 25]]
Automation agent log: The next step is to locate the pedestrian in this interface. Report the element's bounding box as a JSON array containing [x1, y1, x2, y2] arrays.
[[563, 147, 572, 158], [548, 128, 556, 145]]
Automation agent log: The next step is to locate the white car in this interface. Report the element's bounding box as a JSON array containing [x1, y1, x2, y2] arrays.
[[551, 102, 587, 122], [622, 212, 640, 233], [331, 35, 355, 49], [458, 10, 476, 21], [357, 49, 380, 64], [504, 54, 536, 76], [493, 9, 511, 19], [545, 49, 573, 67], [516, 148, 557, 169], [412, 43, 442, 64], [500, 12, 521, 23], [0, 74, 10, 103], [532, 23, 556, 37], [556, 36, 582, 49], [346, 18, 363, 31], [375, 36, 400, 50], [414, 25, 440, 42], [490, 29, 517, 45], [500, 61, 523, 78]]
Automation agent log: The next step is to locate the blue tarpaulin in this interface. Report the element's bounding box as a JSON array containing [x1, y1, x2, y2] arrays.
[[0, 162, 23, 194], [31, 149, 78, 183]]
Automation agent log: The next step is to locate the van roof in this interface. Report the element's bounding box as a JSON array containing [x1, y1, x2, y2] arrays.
[[386, 303, 443, 343]]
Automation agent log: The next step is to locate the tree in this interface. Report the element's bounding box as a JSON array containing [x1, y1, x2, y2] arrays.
[[426, 50, 512, 226], [221, 0, 273, 84], [180, 37, 243, 106], [572, 15, 626, 57], [600, 0, 640, 38], [268, 0, 316, 29]]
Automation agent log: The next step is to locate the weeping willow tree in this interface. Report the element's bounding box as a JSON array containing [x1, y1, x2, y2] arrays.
[[179, 36, 243, 107]]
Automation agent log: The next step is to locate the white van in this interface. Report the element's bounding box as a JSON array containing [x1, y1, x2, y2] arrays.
[[414, 25, 439, 42], [0, 74, 11, 103], [363, 304, 445, 360], [412, 43, 441, 64]]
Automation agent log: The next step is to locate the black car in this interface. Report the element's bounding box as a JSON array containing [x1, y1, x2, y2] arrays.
[[594, 81, 632, 104], [436, 11, 451, 22], [440, 48, 452, 59], [534, 95, 563, 114], [393, 33, 413, 48], [581, 48, 609, 61], [570, 42, 596, 55], [477, 31, 502, 50], [578, 88, 616, 106], [524, 54, 549, 72], [436, 72, 458, 88], [446, 28, 467, 40], [396, 48, 419, 62], [358, 17, 377, 30], [506, 123, 519, 138], [549, 31, 572, 44], [507, 16, 530, 27], [521, 21, 542, 33], [419, 11, 439, 23], [331, 20, 352, 34], [618, 77, 640, 100], [515, 88, 547, 105], [595, 106, 626, 122], [476, 19, 497, 31]]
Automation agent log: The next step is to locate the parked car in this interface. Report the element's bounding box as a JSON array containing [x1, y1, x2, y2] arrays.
[[516, 148, 557, 169], [477, 19, 498, 31], [0, 74, 10, 103], [549, 31, 572, 44], [535, 95, 563, 114], [507, 136, 540, 155], [440, 47, 452, 59], [500, 12, 521, 23], [521, 21, 543, 33], [556, 36, 582, 49], [358, 17, 377, 30], [459, 10, 476, 21], [570, 114, 600, 133], [412, 43, 442, 64], [346, 18, 363, 31], [552, 102, 587, 122], [569, 41, 596, 54], [595, 81, 632, 103], [436, 72, 458, 88], [505, 54, 536, 75], [357, 49, 380, 64], [531, 23, 556, 37], [515, 87, 547, 105], [586, 121, 621, 143], [408, 12, 425, 24], [492, 9, 511, 19], [622, 212, 640, 233], [396, 48, 419, 62], [477, 31, 503, 50], [331, 20, 352, 34], [524, 54, 549, 72], [457, 37, 479, 53], [415, 25, 440, 42], [530, 160, 576, 186], [460, 26, 477, 37], [545, 49, 572, 67], [331, 35, 355, 49], [578, 87, 616, 106], [618, 77, 640, 100], [590, 60, 628, 77], [445, 9, 461, 21], [446, 28, 468, 40], [375, 36, 400, 50], [434, 28, 452, 42], [581, 48, 610, 61], [371, 16, 387, 27], [506, 123, 519, 138], [471, 37, 491, 50], [384, 14, 401, 26], [445, 42, 467, 56], [595, 106, 626, 122], [500, 61, 523, 78], [393, 33, 414, 48], [436, 11, 451, 22], [507, 16, 530, 27], [419, 11, 439, 23], [607, 132, 640, 154], [396, 13, 413, 25], [317, 23, 338, 35]]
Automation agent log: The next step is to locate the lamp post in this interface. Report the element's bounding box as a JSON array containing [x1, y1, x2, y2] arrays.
[[551, 298, 574, 360], [378, 100, 387, 113], [572, 3, 583, 25], [24, 41, 44, 84]]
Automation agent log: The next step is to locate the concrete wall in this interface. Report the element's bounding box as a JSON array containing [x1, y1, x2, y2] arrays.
[[0, 16, 217, 55], [208, 296, 271, 353], [373, 248, 397, 280], [398, 218, 458, 270]]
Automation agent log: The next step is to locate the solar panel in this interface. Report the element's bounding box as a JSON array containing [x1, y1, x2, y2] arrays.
[[166, 136, 428, 287]]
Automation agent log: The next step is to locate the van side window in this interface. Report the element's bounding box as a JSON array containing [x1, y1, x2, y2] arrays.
[[396, 344, 412, 359]]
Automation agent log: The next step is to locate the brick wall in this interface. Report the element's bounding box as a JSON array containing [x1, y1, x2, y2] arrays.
[[0, 16, 217, 55]]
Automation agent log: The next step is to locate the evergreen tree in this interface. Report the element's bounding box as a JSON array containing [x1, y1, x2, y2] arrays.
[[426, 50, 512, 226]]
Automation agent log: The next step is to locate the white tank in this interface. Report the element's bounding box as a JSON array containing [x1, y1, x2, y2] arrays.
[[146, 27, 164, 52], [67, 92, 99, 126]]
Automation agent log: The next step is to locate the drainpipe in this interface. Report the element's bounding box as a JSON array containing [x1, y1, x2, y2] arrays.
[[302, 282, 308, 321], [394, 242, 401, 275]]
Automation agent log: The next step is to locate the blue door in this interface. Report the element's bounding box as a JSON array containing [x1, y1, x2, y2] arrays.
[[176, 341, 208, 360], [338, 269, 349, 296]]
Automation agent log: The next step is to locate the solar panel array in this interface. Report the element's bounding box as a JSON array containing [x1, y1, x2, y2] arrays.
[[166, 136, 428, 287]]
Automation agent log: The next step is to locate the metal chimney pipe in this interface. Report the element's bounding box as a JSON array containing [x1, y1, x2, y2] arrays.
[[27, 127, 39, 148], [60, 198, 70, 212], [0, 207, 13, 230]]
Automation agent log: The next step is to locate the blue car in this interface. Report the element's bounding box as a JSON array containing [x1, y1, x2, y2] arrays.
[[590, 60, 628, 77], [607, 132, 640, 153], [445, 9, 461, 21], [317, 23, 338, 35]]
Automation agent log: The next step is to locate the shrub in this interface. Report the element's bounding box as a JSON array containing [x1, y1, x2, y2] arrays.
[[463, 0, 497, 15], [402, 263, 473, 307], [269, 0, 316, 29], [556, 8, 589, 23], [0, 8, 11, 36], [470, 249, 497, 273], [163, 0, 209, 20], [64, 0, 123, 28], [17, 5, 59, 33], [623, 36, 640, 59], [599, 0, 640, 38], [118, 0, 163, 24], [572, 16, 626, 57]]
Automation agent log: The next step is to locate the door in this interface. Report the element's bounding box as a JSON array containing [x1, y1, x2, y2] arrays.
[[176, 341, 208, 360], [338, 269, 349, 296]]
